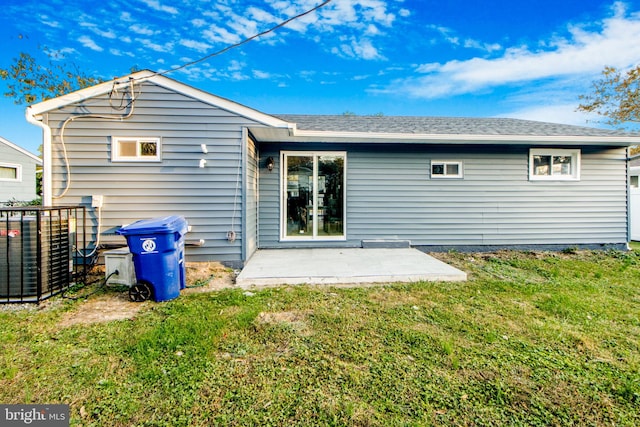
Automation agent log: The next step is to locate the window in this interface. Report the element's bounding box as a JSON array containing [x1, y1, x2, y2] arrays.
[[631, 175, 639, 188], [112, 137, 161, 162], [431, 161, 463, 178], [529, 149, 580, 181], [0, 163, 21, 182]]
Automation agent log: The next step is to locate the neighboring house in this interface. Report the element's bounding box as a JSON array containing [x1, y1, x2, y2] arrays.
[[25, 70, 640, 267], [630, 156, 640, 241], [0, 136, 42, 203]]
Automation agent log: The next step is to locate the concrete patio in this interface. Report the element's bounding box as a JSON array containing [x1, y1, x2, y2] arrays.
[[235, 248, 467, 288]]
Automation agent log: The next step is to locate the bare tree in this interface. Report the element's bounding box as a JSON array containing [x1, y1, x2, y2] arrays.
[[0, 45, 102, 105]]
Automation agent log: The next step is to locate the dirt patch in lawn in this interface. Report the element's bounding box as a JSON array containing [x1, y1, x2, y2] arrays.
[[183, 261, 235, 294], [58, 292, 145, 327], [255, 310, 313, 336], [58, 261, 236, 327]]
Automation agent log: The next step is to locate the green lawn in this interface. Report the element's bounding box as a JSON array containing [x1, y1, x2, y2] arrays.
[[1, 249, 639, 426]]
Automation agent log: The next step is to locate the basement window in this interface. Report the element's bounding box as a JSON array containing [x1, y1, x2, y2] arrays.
[[112, 137, 161, 162], [431, 161, 463, 178], [529, 149, 580, 181], [0, 163, 21, 181]]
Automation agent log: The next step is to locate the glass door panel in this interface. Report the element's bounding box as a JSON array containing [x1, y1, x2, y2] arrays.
[[283, 152, 345, 240], [285, 155, 313, 237], [317, 155, 344, 237]]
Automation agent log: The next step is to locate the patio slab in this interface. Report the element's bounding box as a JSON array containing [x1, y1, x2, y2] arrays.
[[235, 248, 467, 288]]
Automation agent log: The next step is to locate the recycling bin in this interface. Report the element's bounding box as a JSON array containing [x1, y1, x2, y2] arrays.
[[116, 215, 187, 302]]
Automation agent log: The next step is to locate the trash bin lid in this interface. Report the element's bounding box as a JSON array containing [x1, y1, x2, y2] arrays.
[[116, 215, 187, 236]]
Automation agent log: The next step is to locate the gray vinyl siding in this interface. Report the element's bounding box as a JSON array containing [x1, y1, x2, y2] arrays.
[[244, 134, 258, 260], [258, 143, 628, 248], [0, 142, 39, 203], [43, 82, 265, 264]]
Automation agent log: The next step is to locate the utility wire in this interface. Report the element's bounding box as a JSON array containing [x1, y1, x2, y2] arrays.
[[156, 0, 332, 77]]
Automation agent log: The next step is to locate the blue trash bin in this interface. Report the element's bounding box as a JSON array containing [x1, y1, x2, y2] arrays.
[[116, 215, 187, 302]]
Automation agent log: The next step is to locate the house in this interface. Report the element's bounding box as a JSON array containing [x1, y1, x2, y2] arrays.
[[630, 155, 640, 241], [0, 136, 42, 204], [25, 70, 640, 267]]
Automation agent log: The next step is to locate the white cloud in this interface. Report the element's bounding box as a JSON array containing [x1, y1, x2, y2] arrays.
[[381, 3, 640, 99], [427, 24, 501, 52], [259, 0, 398, 59], [39, 15, 60, 28], [228, 15, 259, 39], [177, 66, 219, 81], [247, 7, 278, 24], [138, 38, 174, 52], [365, 24, 380, 36], [78, 35, 103, 51], [180, 39, 212, 53], [140, 0, 178, 15], [80, 22, 117, 39], [130, 24, 156, 36], [109, 48, 135, 57], [203, 25, 241, 44], [191, 18, 206, 28], [299, 70, 317, 81], [399, 8, 410, 18], [333, 37, 385, 60], [48, 47, 77, 59], [227, 60, 245, 72], [500, 103, 597, 127], [463, 39, 502, 52], [230, 72, 249, 81], [253, 70, 272, 79], [361, 1, 396, 27]]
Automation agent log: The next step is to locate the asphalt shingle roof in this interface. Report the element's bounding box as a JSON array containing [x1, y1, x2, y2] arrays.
[[274, 115, 633, 137]]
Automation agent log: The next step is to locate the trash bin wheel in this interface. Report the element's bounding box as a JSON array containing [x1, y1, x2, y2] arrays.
[[129, 281, 152, 302]]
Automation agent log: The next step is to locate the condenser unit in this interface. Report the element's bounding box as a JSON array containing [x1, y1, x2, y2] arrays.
[[1, 211, 77, 303]]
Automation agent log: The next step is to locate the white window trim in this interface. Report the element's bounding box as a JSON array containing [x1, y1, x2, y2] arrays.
[[280, 151, 347, 242], [0, 162, 22, 182], [112, 137, 162, 162], [431, 161, 463, 179], [529, 148, 580, 181]]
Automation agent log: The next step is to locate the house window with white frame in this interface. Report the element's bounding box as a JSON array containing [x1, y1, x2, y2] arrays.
[[0, 163, 21, 181], [529, 149, 580, 181], [112, 137, 161, 162], [431, 161, 463, 178]]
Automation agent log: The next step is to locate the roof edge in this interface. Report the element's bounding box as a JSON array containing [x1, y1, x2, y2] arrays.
[[289, 129, 640, 145], [0, 136, 42, 164], [26, 70, 294, 129]]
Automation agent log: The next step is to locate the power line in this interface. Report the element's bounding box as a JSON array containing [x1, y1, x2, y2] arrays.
[[157, 0, 333, 77]]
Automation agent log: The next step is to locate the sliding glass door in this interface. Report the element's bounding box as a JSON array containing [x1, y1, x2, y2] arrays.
[[282, 152, 345, 240]]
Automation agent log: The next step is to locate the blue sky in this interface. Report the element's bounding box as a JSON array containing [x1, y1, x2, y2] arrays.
[[2, 0, 640, 154]]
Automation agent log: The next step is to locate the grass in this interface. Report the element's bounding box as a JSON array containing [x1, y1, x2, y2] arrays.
[[1, 249, 639, 426]]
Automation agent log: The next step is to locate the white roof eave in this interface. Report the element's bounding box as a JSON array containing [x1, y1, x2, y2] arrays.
[[248, 127, 640, 146], [0, 136, 42, 163], [26, 70, 294, 130]]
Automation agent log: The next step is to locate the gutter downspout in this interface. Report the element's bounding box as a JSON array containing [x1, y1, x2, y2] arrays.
[[627, 146, 632, 249], [25, 106, 52, 207]]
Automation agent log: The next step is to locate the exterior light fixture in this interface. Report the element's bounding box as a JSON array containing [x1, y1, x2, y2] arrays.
[[266, 156, 275, 172]]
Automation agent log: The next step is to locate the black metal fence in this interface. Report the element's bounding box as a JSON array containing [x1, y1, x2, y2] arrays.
[[0, 206, 87, 303]]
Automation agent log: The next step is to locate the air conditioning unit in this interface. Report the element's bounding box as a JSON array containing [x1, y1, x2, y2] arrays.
[[1, 215, 72, 301]]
